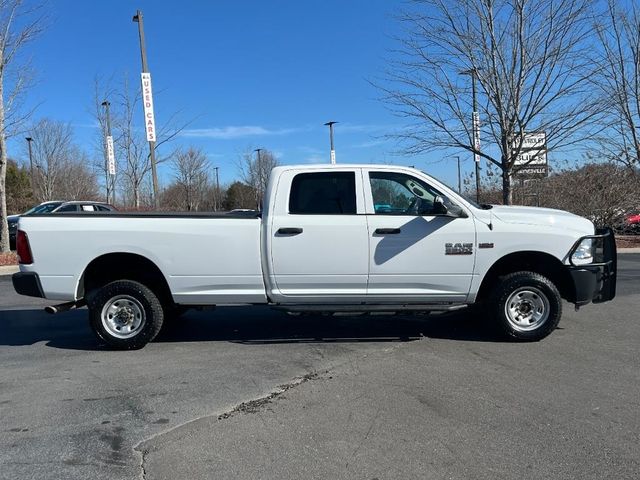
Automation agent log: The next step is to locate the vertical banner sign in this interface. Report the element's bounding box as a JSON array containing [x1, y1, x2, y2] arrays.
[[106, 135, 116, 175], [140, 73, 156, 142], [472, 111, 481, 163], [330, 149, 336, 164]]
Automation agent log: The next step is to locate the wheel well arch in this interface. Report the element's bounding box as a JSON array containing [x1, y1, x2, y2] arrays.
[[476, 251, 576, 303], [78, 252, 173, 307]]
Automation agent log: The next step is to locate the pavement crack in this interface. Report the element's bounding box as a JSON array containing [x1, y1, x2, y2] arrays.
[[135, 444, 147, 480], [133, 370, 325, 479], [217, 371, 319, 420]]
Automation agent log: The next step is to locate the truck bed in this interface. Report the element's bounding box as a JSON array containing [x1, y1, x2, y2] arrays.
[[17, 213, 266, 304]]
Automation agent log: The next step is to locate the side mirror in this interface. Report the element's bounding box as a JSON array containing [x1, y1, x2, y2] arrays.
[[433, 196, 448, 215], [433, 196, 467, 218]]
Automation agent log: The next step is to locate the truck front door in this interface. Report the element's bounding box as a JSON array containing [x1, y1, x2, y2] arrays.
[[364, 169, 476, 302]]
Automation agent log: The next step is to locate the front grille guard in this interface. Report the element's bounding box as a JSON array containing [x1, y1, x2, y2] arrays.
[[568, 227, 617, 303]]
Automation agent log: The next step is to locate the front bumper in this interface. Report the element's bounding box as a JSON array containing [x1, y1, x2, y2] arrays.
[[567, 227, 617, 306], [12, 272, 45, 298]]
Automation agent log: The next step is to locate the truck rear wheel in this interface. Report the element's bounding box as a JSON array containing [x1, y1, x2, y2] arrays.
[[88, 280, 164, 349], [490, 271, 562, 341]]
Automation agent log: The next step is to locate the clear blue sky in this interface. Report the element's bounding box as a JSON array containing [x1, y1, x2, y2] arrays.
[[8, 0, 470, 187]]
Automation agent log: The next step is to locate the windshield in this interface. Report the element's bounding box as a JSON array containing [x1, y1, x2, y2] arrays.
[[23, 202, 63, 215]]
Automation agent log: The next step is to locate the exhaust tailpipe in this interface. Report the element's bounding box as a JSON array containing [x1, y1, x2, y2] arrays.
[[45, 299, 86, 315]]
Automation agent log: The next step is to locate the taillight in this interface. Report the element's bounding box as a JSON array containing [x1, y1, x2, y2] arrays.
[[16, 230, 33, 264]]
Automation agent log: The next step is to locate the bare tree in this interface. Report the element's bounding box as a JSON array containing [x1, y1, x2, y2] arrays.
[[379, 0, 597, 204], [59, 149, 98, 200], [238, 148, 279, 209], [590, 0, 640, 168], [29, 118, 74, 201], [171, 147, 209, 211], [26, 118, 97, 201], [114, 74, 194, 209], [0, 0, 44, 252]]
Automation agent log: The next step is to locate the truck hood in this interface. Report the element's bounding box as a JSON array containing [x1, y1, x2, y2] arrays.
[[489, 205, 594, 235]]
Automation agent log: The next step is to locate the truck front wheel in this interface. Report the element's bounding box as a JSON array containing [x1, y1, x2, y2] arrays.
[[88, 280, 164, 349], [490, 271, 562, 341]]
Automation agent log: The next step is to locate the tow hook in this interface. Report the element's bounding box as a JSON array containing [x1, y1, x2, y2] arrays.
[[45, 299, 86, 315]]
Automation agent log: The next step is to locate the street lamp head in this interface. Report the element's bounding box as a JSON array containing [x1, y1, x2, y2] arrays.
[[324, 121, 338, 127], [253, 148, 263, 153], [101, 100, 110, 107], [25, 137, 33, 142], [132, 13, 140, 22]]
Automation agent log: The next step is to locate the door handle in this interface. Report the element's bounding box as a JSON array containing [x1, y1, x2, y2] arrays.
[[277, 227, 303, 235], [374, 228, 401, 235]]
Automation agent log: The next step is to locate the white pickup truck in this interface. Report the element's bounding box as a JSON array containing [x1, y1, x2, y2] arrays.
[[12, 164, 616, 348]]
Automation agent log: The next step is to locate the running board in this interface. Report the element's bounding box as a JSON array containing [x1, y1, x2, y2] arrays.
[[272, 303, 468, 314]]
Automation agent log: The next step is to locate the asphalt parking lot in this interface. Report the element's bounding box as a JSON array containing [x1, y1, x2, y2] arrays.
[[1, 254, 639, 480]]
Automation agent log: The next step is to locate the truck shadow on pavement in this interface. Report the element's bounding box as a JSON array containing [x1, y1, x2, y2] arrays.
[[0, 306, 505, 350]]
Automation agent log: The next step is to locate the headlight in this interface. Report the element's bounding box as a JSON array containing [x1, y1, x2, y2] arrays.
[[571, 238, 594, 265]]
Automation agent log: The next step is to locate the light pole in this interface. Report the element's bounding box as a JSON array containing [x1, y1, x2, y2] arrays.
[[461, 68, 481, 202], [324, 121, 337, 164], [213, 166, 220, 211], [25, 137, 35, 196], [254, 148, 263, 163], [132, 10, 160, 209], [101, 100, 115, 205]]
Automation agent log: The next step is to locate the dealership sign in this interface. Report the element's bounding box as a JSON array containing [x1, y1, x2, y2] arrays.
[[513, 132, 548, 177], [141, 72, 156, 142]]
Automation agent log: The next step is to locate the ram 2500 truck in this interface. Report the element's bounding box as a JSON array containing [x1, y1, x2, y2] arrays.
[[12, 164, 616, 349]]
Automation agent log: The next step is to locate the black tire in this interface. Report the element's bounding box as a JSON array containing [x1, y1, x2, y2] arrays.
[[489, 271, 562, 341], [88, 280, 164, 349]]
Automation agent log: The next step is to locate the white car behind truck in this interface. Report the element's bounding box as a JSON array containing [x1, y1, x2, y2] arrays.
[[12, 164, 616, 348]]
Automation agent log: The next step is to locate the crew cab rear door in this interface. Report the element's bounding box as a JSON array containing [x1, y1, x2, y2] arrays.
[[268, 168, 369, 301], [363, 168, 476, 302]]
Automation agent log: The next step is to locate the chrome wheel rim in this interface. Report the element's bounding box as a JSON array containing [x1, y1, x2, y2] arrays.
[[504, 287, 550, 332], [101, 295, 146, 339]]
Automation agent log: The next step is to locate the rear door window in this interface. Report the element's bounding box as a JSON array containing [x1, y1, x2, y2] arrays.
[[289, 172, 357, 214]]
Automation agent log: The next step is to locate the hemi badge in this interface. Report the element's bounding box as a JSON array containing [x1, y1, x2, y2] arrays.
[[479, 243, 494, 249]]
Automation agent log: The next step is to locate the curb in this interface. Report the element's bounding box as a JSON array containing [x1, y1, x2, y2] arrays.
[[618, 247, 640, 254], [0, 265, 18, 276]]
